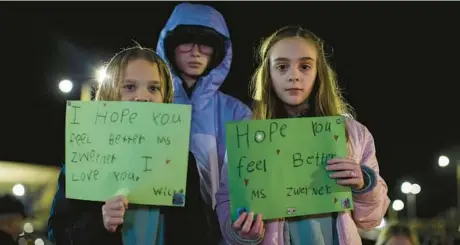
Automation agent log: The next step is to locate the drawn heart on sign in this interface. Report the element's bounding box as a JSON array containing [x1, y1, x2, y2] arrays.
[[166, 160, 171, 164], [333, 135, 339, 141], [276, 149, 280, 155], [103, 103, 107, 107], [333, 197, 337, 204], [244, 179, 249, 186]]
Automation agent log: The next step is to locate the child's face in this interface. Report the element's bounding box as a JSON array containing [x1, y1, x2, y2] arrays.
[[120, 59, 165, 103], [269, 37, 317, 106], [174, 43, 213, 77], [385, 236, 413, 245]]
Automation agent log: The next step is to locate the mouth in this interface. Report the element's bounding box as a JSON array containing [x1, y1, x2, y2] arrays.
[[285, 88, 303, 96], [285, 88, 303, 92], [188, 61, 202, 67]]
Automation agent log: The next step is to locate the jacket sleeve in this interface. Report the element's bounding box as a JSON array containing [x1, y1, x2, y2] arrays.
[[351, 126, 391, 231], [47, 165, 121, 245], [233, 100, 252, 121], [215, 152, 264, 245]]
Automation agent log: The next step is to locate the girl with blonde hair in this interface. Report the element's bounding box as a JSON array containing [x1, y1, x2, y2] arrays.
[[216, 26, 390, 245], [48, 46, 214, 245]]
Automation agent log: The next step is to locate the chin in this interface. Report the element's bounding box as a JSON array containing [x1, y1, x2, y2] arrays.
[[184, 68, 205, 77], [283, 97, 304, 106]]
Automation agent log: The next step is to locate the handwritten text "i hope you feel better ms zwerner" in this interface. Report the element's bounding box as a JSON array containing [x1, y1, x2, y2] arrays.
[[65, 101, 192, 207]]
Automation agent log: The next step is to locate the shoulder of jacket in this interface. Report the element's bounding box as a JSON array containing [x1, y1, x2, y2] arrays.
[[217, 91, 250, 110], [344, 116, 371, 144]]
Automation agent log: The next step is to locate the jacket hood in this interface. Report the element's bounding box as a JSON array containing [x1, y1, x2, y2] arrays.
[[156, 3, 232, 102]]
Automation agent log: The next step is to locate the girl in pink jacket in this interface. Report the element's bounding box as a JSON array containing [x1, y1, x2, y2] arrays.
[[215, 26, 390, 245]]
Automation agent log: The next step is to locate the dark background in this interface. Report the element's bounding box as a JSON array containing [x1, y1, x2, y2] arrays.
[[2, 1, 460, 220]]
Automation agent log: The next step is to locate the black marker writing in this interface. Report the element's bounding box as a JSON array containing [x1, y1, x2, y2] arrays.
[[70, 150, 116, 164], [235, 122, 287, 149], [69, 133, 92, 146], [237, 156, 267, 178], [236, 124, 250, 149], [71, 169, 100, 182], [94, 108, 138, 125], [157, 136, 171, 145], [152, 187, 182, 196], [70, 105, 81, 125], [292, 152, 336, 167], [251, 189, 267, 200], [312, 121, 331, 136], [268, 122, 287, 142], [113, 171, 139, 182], [286, 184, 332, 197], [109, 134, 146, 145], [142, 156, 153, 172], [152, 112, 181, 126]]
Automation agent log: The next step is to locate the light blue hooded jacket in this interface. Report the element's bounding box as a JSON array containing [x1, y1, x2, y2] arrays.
[[156, 3, 252, 206], [124, 3, 251, 245]]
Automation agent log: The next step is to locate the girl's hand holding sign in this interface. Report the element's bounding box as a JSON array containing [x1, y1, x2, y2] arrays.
[[232, 212, 265, 240], [102, 195, 128, 232]]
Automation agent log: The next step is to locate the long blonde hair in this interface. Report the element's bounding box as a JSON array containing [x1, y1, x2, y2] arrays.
[[95, 46, 174, 103], [250, 26, 353, 120]]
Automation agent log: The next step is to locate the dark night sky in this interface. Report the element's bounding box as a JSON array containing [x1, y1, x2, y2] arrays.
[[2, 1, 460, 219]]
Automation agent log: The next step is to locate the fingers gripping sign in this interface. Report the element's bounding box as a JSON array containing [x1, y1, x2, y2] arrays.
[[232, 212, 265, 241], [102, 195, 129, 232], [326, 157, 364, 190]]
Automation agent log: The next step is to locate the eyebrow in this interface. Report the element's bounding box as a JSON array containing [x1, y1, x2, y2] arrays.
[[124, 79, 162, 85], [273, 57, 315, 62]]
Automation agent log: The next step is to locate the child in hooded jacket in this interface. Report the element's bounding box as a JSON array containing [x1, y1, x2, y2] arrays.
[[216, 26, 390, 245]]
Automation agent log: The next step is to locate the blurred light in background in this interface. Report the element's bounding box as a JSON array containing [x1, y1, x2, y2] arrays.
[[401, 181, 422, 195], [18, 238, 26, 245], [58, 79, 73, 93], [34, 238, 44, 245], [392, 199, 404, 211], [401, 181, 412, 194], [411, 183, 421, 194], [438, 155, 449, 167], [12, 183, 25, 196], [24, 222, 34, 233], [96, 66, 107, 84]]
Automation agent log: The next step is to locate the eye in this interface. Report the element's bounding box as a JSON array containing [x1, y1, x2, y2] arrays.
[[300, 64, 311, 70], [276, 64, 288, 72], [149, 85, 161, 93], [122, 84, 135, 91]]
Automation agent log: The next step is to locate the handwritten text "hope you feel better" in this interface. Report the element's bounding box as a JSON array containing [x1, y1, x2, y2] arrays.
[[233, 119, 338, 200]]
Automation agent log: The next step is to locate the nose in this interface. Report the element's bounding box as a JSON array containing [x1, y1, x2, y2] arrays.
[[190, 44, 201, 56], [288, 76, 300, 83], [288, 67, 301, 83], [134, 89, 151, 102], [288, 66, 303, 83]]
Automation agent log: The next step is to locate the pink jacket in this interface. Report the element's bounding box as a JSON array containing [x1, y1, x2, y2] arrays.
[[216, 118, 391, 245]]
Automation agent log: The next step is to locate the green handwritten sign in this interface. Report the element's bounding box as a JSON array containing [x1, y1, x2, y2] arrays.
[[65, 101, 191, 207], [226, 116, 353, 220]]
